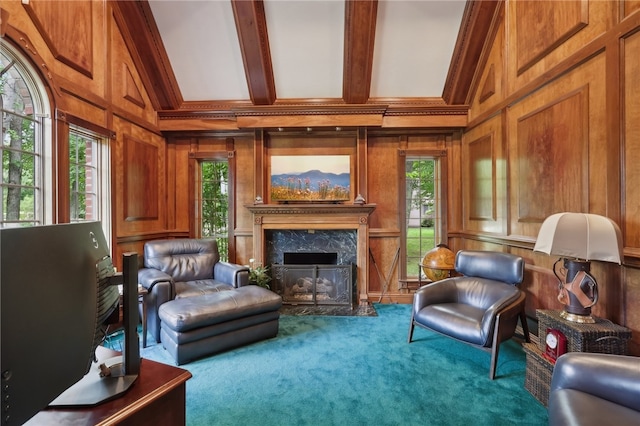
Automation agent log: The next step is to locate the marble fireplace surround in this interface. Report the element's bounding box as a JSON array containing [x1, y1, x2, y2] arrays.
[[246, 204, 376, 304]]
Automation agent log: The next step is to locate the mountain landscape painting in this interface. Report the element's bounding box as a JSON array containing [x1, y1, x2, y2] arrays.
[[270, 155, 351, 202]]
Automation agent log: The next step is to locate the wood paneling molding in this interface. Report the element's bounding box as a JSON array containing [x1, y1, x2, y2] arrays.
[[443, 0, 501, 105], [468, 135, 495, 220], [479, 64, 496, 104], [112, 0, 182, 110], [123, 63, 145, 108], [515, 89, 587, 222], [623, 30, 640, 248], [515, 0, 588, 74], [22, 0, 94, 78], [123, 136, 159, 221]]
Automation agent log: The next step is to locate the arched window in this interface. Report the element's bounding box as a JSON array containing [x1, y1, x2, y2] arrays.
[[1, 40, 52, 227]]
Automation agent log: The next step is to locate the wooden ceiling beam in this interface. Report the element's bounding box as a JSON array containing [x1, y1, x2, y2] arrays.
[[342, 0, 378, 104], [231, 0, 276, 105]]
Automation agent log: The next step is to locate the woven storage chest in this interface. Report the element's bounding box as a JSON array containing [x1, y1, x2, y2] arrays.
[[536, 310, 631, 355], [523, 343, 553, 406]]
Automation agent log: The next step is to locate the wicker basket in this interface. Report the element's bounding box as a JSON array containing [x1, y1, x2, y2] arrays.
[[523, 343, 553, 406], [537, 310, 631, 355]]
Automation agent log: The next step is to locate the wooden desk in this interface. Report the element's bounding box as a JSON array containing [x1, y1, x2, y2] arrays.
[[26, 347, 191, 426]]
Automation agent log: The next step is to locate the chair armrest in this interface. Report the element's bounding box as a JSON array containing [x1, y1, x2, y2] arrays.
[[412, 279, 458, 312], [550, 352, 640, 412], [138, 268, 173, 292], [213, 262, 250, 288]]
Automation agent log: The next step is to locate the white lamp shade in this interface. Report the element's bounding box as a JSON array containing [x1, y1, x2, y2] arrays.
[[533, 213, 623, 264]]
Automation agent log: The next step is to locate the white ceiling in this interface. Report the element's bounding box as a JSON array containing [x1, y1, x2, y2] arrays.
[[147, 0, 467, 104]]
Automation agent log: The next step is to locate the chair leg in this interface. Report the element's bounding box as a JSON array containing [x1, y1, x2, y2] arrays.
[[489, 316, 503, 380], [407, 310, 415, 343]]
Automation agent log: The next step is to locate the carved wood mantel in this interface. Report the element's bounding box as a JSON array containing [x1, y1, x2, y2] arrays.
[[246, 204, 376, 304]]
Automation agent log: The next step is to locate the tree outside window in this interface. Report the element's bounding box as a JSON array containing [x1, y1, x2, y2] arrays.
[[200, 160, 229, 261], [406, 158, 439, 277], [1, 44, 43, 227]]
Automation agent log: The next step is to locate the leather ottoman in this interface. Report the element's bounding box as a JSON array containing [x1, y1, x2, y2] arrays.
[[158, 285, 282, 364]]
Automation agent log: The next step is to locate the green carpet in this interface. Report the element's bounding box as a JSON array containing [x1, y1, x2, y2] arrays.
[[133, 303, 547, 425]]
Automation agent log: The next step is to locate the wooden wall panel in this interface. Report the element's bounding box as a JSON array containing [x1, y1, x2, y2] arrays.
[[506, 0, 615, 94], [514, 0, 587, 74], [469, 9, 505, 122], [113, 116, 166, 237], [506, 52, 606, 239], [623, 267, 640, 355], [234, 137, 257, 233], [467, 135, 495, 221], [23, 0, 94, 77], [624, 0, 640, 17], [173, 140, 192, 234], [461, 114, 505, 234], [109, 8, 157, 126], [123, 136, 158, 220], [366, 136, 400, 231], [515, 91, 586, 221], [623, 30, 640, 252]]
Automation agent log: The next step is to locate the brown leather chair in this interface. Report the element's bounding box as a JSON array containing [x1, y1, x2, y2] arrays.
[[408, 250, 530, 379]]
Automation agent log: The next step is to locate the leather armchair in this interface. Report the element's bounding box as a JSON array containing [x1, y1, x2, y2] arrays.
[[138, 238, 249, 343], [408, 250, 530, 379], [548, 352, 640, 426]]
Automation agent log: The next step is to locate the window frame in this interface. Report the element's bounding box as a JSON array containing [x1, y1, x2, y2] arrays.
[[55, 112, 114, 240], [398, 149, 448, 285], [1, 38, 53, 228], [192, 149, 237, 263]]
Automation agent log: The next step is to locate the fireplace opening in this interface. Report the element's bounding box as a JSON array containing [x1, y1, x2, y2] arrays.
[[283, 252, 338, 265], [271, 264, 355, 306]]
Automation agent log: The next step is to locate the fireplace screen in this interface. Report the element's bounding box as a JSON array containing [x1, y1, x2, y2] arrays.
[[271, 264, 355, 306]]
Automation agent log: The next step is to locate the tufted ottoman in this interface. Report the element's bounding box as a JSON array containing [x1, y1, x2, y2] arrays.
[[158, 285, 282, 365]]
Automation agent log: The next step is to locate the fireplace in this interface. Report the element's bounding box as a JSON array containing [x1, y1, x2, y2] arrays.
[[272, 251, 355, 306], [246, 203, 376, 304], [271, 263, 356, 306], [284, 252, 338, 265]]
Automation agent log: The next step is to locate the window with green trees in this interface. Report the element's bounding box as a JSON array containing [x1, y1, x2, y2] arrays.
[[200, 160, 229, 261], [405, 157, 441, 277], [1, 40, 49, 228], [69, 126, 109, 225]]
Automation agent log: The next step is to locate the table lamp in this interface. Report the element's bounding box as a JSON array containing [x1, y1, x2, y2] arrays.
[[533, 212, 623, 323]]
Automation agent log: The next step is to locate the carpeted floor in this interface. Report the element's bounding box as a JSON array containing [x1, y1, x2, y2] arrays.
[[115, 303, 547, 425], [278, 303, 378, 316]]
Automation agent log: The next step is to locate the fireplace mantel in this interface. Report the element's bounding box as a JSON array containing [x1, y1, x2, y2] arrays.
[[246, 203, 376, 217], [246, 203, 376, 304]]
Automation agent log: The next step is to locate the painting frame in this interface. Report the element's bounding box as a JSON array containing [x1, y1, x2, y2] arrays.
[[269, 154, 353, 203]]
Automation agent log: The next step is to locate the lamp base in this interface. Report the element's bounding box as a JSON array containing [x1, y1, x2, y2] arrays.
[[558, 258, 598, 324], [559, 310, 596, 324]]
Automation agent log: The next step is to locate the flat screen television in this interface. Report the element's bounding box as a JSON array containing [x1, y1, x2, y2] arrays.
[[0, 222, 139, 425]]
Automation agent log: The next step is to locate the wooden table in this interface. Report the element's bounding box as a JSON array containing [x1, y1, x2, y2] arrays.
[[26, 347, 191, 426]]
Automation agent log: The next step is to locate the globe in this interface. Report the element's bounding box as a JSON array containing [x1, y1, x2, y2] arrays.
[[421, 244, 455, 282]]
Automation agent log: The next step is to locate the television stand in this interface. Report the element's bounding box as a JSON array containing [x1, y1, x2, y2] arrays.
[[50, 252, 141, 407], [47, 353, 138, 407], [26, 347, 191, 425]]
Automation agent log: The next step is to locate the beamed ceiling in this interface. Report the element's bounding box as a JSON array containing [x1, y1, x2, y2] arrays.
[[114, 0, 500, 126]]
